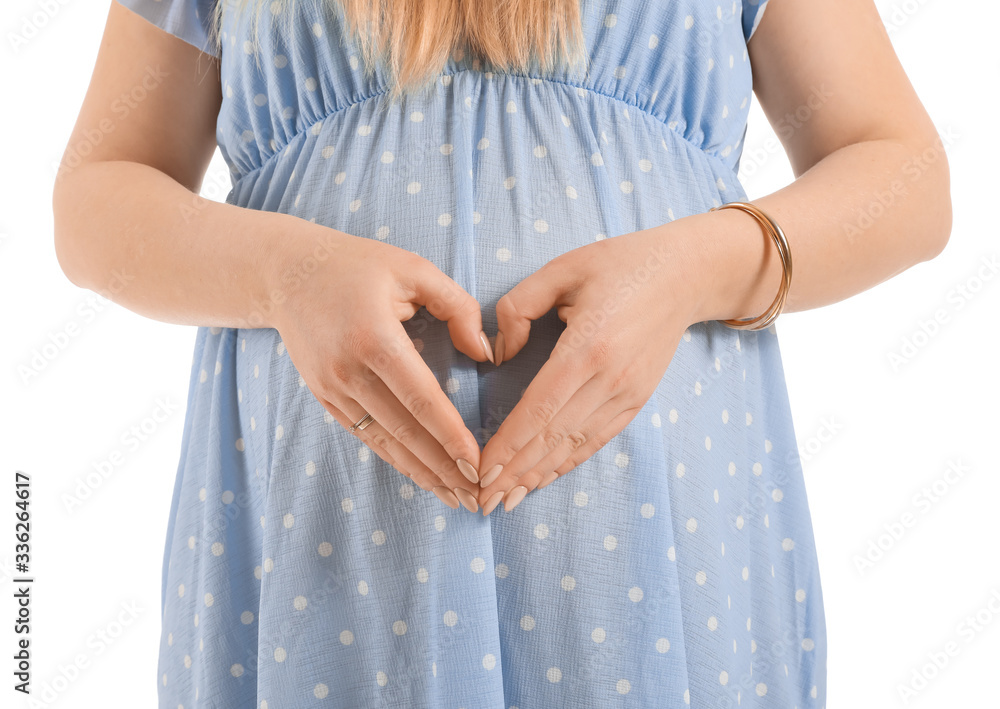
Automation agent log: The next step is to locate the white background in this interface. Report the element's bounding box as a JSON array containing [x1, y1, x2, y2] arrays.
[[1, 0, 997, 706]]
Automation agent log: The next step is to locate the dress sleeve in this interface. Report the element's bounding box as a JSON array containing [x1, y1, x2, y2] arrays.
[[114, 0, 220, 57], [742, 0, 771, 43]]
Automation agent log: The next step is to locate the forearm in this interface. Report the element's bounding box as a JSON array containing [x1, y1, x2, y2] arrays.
[[677, 132, 952, 326], [53, 160, 326, 329]]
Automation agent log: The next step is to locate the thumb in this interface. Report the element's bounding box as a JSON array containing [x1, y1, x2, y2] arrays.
[[494, 259, 580, 364], [408, 258, 490, 364]]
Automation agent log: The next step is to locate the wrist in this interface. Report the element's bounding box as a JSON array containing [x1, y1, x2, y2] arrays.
[[681, 204, 787, 328], [244, 211, 347, 330]]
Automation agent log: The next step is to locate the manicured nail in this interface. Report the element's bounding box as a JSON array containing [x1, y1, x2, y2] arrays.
[[503, 485, 529, 512], [537, 471, 559, 489], [453, 487, 479, 512], [494, 331, 505, 366], [432, 486, 460, 509], [482, 491, 505, 515], [479, 463, 504, 488], [479, 331, 494, 365], [456, 458, 479, 484]]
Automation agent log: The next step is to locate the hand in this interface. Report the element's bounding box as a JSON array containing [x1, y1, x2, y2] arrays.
[[475, 216, 713, 514], [267, 223, 494, 512]]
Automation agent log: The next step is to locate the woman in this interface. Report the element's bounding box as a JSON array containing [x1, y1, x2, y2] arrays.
[[52, 0, 950, 705]]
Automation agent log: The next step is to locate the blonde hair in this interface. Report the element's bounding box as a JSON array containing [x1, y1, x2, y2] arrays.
[[211, 0, 590, 103]]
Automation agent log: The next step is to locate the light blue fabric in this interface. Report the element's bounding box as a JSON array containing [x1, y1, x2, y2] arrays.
[[116, 0, 827, 706], [743, 0, 770, 42]]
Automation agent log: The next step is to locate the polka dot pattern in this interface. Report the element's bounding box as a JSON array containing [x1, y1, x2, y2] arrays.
[[125, 0, 824, 706]]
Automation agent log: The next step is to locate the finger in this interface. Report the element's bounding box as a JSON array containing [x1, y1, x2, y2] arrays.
[[327, 395, 464, 510], [405, 256, 493, 364], [493, 257, 581, 364], [349, 372, 481, 498], [315, 397, 408, 477], [476, 329, 594, 490], [360, 323, 483, 480], [327, 397, 437, 491], [552, 406, 642, 477], [476, 374, 609, 501], [486, 402, 639, 515], [532, 398, 639, 488], [318, 399, 399, 469], [484, 397, 631, 514]]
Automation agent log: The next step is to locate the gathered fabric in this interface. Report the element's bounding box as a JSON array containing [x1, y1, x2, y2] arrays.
[[119, 0, 828, 705]]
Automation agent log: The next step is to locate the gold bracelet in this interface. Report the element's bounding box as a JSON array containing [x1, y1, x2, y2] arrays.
[[708, 200, 793, 331]]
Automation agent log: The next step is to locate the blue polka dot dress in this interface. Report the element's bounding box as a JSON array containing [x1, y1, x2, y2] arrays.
[[117, 0, 828, 705]]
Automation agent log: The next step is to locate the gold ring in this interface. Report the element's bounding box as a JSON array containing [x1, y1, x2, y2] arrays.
[[349, 412, 374, 432]]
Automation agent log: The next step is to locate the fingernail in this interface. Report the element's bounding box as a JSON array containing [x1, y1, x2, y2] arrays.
[[503, 485, 529, 512], [432, 486, 460, 509], [453, 487, 479, 513], [479, 331, 494, 365], [537, 470, 559, 489], [456, 458, 479, 484], [478, 463, 504, 488], [482, 490, 505, 515], [494, 331, 505, 366]]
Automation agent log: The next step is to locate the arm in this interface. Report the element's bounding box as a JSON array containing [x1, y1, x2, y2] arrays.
[[52, 0, 295, 329], [471, 0, 953, 509], [54, 1, 492, 503], [682, 0, 953, 326]]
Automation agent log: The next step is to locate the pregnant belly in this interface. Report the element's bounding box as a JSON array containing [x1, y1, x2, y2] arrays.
[[224, 82, 748, 465]]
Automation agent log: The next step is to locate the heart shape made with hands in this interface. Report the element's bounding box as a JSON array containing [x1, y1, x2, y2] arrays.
[[424, 228, 696, 516]]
